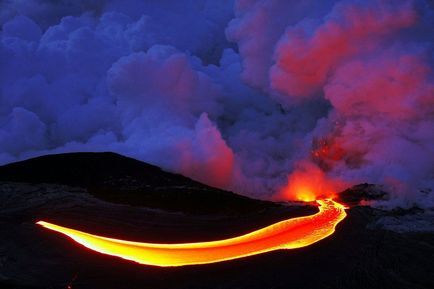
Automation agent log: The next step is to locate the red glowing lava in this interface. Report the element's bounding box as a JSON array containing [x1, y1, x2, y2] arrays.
[[36, 199, 346, 267], [277, 161, 347, 202]]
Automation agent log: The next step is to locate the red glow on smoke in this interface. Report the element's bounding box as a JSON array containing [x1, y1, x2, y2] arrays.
[[271, 1, 417, 99], [276, 161, 347, 202], [325, 53, 434, 120], [178, 113, 235, 189], [311, 137, 345, 168]]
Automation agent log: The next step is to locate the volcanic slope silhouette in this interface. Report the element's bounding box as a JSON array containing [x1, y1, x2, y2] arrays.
[[0, 152, 432, 289], [0, 152, 278, 214]]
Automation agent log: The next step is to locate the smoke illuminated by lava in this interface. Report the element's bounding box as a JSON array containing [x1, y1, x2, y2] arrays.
[[36, 199, 346, 267], [1, 0, 433, 208], [276, 161, 347, 202]]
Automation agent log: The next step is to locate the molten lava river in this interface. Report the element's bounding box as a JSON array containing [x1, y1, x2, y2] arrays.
[[36, 199, 346, 267]]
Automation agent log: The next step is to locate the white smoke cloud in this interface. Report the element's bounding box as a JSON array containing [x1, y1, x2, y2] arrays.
[[0, 0, 433, 209]]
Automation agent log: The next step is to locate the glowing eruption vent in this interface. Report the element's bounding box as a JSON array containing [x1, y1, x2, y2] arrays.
[[36, 199, 346, 267]]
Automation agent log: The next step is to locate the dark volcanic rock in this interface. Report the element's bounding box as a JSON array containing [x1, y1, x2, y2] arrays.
[[0, 152, 275, 214], [338, 183, 388, 206], [0, 153, 433, 289]]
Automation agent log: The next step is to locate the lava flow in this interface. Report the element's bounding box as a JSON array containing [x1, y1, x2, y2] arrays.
[[36, 199, 346, 267]]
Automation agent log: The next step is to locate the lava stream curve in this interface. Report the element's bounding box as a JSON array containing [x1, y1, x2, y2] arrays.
[[36, 199, 346, 267]]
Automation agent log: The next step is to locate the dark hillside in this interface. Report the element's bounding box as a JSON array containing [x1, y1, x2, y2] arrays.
[[0, 152, 275, 214]]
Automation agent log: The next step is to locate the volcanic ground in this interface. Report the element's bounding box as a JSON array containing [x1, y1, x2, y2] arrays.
[[0, 153, 433, 289]]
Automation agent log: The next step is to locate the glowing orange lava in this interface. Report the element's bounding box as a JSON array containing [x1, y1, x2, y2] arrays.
[[277, 161, 346, 201], [36, 199, 346, 267]]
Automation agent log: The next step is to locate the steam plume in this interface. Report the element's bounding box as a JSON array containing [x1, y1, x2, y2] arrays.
[[1, 0, 433, 208]]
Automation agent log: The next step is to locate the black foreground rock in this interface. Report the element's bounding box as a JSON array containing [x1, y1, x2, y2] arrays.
[[0, 153, 433, 289]]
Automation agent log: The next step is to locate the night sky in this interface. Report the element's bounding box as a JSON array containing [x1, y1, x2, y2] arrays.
[[1, 0, 433, 209]]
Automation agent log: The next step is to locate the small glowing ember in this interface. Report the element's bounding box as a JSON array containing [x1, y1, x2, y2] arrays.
[[36, 199, 346, 267]]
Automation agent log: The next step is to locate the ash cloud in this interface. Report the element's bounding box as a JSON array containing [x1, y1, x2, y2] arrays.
[[1, 0, 433, 209]]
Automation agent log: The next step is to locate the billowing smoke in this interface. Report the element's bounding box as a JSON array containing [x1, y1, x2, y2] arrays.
[[1, 0, 433, 209]]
